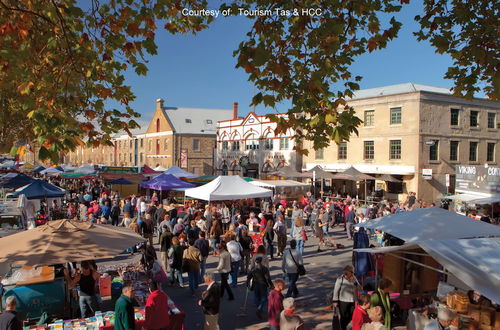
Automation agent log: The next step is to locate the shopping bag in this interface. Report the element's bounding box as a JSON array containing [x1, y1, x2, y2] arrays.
[[332, 306, 342, 330]]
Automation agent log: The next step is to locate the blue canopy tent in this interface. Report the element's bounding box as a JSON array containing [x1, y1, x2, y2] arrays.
[[141, 173, 195, 191], [32, 165, 45, 173], [11, 179, 66, 199], [163, 166, 198, 179], [54, 166, 64, 171], [0, 173, 35, 189]]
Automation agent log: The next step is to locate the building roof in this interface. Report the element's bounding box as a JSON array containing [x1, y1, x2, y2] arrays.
[[350, 82, 452, 100], [162, 107, 233, 134]]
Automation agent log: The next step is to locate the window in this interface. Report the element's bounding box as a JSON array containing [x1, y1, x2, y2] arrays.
[[140, 138, 144, 148], [264, 138, 273, 150], [390, 107, 402, 124], [450, 108, 460, 126], [487, 143, 495, 162], [222, 141, 229, 150], [156, 139, 160, 154], [364, 141, 374, 160], [280, 138, 289, 150], [389, 140, 401, 160], [193, 139, 200, 151], [469, 141, 478, 161], [470, 110, 479, 127], [245, 134, 259, 150], [488, 112, 496, 129], [140, 153, 143, 163], [429, 140, 439, 161], [129, 153, 132, 163], [164, 138, 168, 151], [156, 118, 160, 132], [232, 141, 240, 151], [206, 119, 212, 124], [450, 141, 459, 161], [148, 140, 152, 151], [338, 142, 347, 160], [185, 119, 192, 123], [129, 140, 132, 148], [364, 110, 374, 127], [315, 149, 324, 160]]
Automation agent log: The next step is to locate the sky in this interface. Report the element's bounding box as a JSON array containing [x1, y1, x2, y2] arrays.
[[122, 1, 456, 128]]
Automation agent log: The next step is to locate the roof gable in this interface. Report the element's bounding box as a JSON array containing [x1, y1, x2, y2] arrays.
[[241, 112, 260, 126]]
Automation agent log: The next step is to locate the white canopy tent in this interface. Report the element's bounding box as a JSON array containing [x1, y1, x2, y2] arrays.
[[444, 192, 491, 202], [468, 195, 500, 204], [249, 179, 310, 188], [153, 165, 167, 172], [39, 167, 63, 176], [77, 164, 96, 174], [184, 176, 273, 201], [356, 207, 500, 242], [356, 238, 500, 304]]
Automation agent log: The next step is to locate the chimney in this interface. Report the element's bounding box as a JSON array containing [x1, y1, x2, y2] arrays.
[[156, 98, 164, 111], [233, 102, 238, 119]]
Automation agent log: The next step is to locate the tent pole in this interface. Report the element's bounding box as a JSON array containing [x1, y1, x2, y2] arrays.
[[364, 180, 367, 203]]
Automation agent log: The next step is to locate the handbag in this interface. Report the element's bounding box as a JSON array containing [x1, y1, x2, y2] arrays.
[[289, 249, 306, 276], [331, 305, 342, 330], [301, 229, 308, 241]]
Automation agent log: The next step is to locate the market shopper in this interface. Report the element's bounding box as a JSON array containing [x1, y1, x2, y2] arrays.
[[239, 229, 253, 274], [423, 308, 455, 330], [226, 234, 243, 287], [182, 238, 202, 295], [332, 265, 358, 330], [168, 237, 185, 287], [144, 281, 170, 330], [246, 256, 274, 319], [64, 261, 100, 318], [215, 241, 234, 301], [267, 279, 285, 330], [273, 215, 287, 257], [0, 296, 22, 330], [199, 272, 221, 330], [291, 218, 306, 255], [195, 231, 210, 284], [370, 278, 393, 329], [279, 297, 305, 330], [114, 285, 135, 330], [282, 240, 303, 298], [159, 225, 173, 272]]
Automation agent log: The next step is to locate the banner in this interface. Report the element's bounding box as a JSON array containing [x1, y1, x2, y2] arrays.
[[180, 149, 188, 168], [100, 166, 138, 174], [455, 165, 500, 194]]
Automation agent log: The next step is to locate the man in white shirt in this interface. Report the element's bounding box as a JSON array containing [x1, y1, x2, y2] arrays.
[[226, 234, 243, 288]]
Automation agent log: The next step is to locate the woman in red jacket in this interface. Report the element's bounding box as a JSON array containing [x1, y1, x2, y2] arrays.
[[351, 294, 371, 330]]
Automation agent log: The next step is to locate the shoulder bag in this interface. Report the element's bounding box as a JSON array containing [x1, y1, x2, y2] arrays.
[[289, 249, 306, 276]]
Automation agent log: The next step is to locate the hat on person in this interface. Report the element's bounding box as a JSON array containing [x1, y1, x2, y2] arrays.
[[437, 307, 454, 321], [255, 256, 263, 263]]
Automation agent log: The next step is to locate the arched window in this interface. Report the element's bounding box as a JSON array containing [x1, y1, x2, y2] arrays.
[[263, 132, 273, 150], [156, 118, 160, 132], [245, 132, 259, 150], [231, 132, 241, 151]]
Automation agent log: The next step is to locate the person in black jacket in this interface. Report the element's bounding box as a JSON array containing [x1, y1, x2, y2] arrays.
[[247, 256, 274, 319], [110, 200, 121, 226], [0, 296, 22, 330], [264, 220, 275, 259], [199, 272, 221, 330]]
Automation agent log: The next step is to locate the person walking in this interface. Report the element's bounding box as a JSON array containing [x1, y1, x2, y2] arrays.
[[110, 200, 121, 226], [264, 219, 275, 259], [352, 294, 371, 330], [239, 228, 253, 275], [246, 256, 273, 319], [195, 231, 210, 284], [182, 238, 202, 295], [273, 215, 287, 257], [279, 297, 305, 330], [215, 241, 234, 301], [314, 210, 328, 252], [226, 234, 243, 287], [332, 265, 358, 330], [199, 272, 221, 330], [209, 219, 223, 255], [159, 226, 173, 273], [0, 296, 22, 330], [291, 218, 306, 255], [281, 240, 303, 298], [290, 205, 304, 239], [345, 206, 356, 240], [168, 237, 185, 287], [268, 279, 285, 330], [114, 285, 135, 330], [144, 281, 170, 330]]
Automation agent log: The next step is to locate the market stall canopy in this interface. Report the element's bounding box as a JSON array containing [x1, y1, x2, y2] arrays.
[[11, 179, 66, 199], [100, 172, 145, 183], [153, 165, 167, 172], [269, 166, 311, 178], [468, 195, 500, 204], [19, 162, 35, 170], [377, 174, 402, 182], [77, 164, 96, 174], [142, 164, 160, 174], [0, 160, 16, 169], [108, 178, 134, 185], [0, 219, 145, 266], [307, 165, 335, 179], [356, 207, 500, 242], [185, 175, 273, 201], [59, 172, 96, 179], [140, 173, 195, 191], [1, 172, 18, 179], [32, 165, 45, 173], [331, 166, 377, 181], [0, 173, 34, 189], [355, 238, 500, 304], [444, 193, 490, 202], [39, 167, 63, 175], [163, 165, 198, 179], [250, 179, 310, 188]]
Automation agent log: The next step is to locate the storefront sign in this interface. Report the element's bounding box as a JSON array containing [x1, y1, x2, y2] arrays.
[[445, 174, 450, 187], [422, 168, 433, 180], [101, 166, 138, 173], [455, 165, 500, 193], [180, 149, 188, 168]]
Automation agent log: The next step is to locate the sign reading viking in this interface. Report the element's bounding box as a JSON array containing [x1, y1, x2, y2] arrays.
[[455, 165, 500, 194]]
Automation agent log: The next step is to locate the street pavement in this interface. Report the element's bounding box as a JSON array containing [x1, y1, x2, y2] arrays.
[[99, 226, 353, 330]]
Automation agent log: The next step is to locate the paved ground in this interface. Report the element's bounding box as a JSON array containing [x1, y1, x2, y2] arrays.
[[99, 226, 353, 330]]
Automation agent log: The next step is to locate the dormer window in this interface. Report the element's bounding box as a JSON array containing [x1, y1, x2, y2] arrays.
[[206, 119, 212, 124], [185, 119, 192, 123]]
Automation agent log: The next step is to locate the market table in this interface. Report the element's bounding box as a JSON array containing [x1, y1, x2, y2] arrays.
[[99, 307, 185, 330]]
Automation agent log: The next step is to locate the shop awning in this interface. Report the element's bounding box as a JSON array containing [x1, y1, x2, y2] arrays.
[[331, 166, 377, 181], [356, 207, 500, 242], [444, 193, 490, 202], [355, 238, 500, 304], [307, 165, 335, 179], [468, 195, 500, 204]]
